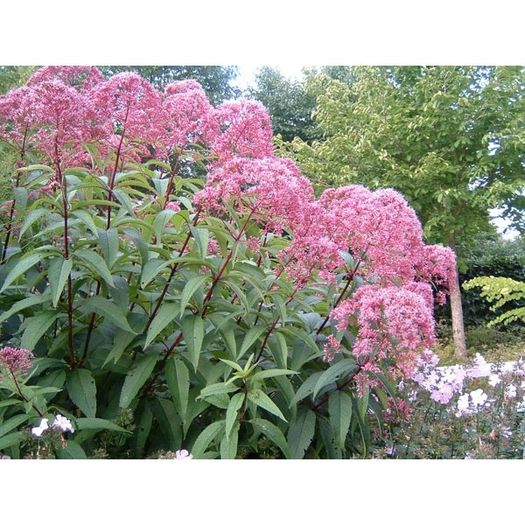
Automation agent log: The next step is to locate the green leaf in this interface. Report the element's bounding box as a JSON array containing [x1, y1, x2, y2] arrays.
[[97, 227, 119, 268], [191, 226, 209, 258], [182, 315, 204, 372], [251, 369, 297, 382], [288, 408, 316, 459], [57, 441, 87, 459], [75, 249, 115, 288], [166, 358, 189, 422], [71, 209, 99, 238], [225, 392, 244, 439], [328, 390, 353, 450], [21, 311, 59, 351], [18, 208, 50, 238], [83, 296, 136, 334], [48, 257, 73, 308], [247, 389, 287, 422], [251, 418, 290, 458], [103, 330, 137, 366], [191, 419, 225, 458], [179, 275, 208, 316], [268, 332, 288, 369], [119, 353, 160, 409], [220, 421, 239, 459], [199, 383, 239, 399], [135, 401, 153, 456], [0, 294, 50, 324], [0, 413, 31, 438], [313, 358, 358, 399], [140, 258, 173, 288], [76, 418, 130, 433], [144, 302, 179, 348], [66, 369, 97, 418], [1, 253, 45, 292], [0, 431, 25, 451], [289, 371, 323, 406], [239, 326, 266, 358]]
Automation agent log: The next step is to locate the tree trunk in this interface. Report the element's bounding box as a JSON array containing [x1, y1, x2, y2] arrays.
[[448, 235, 467, 359]]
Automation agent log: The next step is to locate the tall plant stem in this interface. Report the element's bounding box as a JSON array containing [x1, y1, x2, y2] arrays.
[[55, 143, 75, 368], [200, 207, 256, 318], [1, 128, 28, 263], [145, 210, 201, 331], [9, 368, 44, 418], [81, 113, 130, 362], [316, 257, 364, 335], [105, 106, 129, 229]]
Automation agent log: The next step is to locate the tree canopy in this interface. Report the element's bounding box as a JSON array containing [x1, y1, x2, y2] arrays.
[[286, 66, 525, 247]]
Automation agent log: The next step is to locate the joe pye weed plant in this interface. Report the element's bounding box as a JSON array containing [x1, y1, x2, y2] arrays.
[[0, 67, 457, 459]]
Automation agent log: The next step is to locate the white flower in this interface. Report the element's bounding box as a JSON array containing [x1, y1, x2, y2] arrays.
[[456, 393, 470, 416], [174, 449, 193, 460], [52, 414, 74, 433], [505, 385, 517, 400], [488, 374, 501, 387], [31, 418, 49, 437], [467, 354, 491, 378], [470, 388, 488, 408]]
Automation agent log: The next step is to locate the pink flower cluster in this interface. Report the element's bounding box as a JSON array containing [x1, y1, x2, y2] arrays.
[[0, 346, 34, 375], [331, 285, 436, 385], [0, 66, 276, 171]]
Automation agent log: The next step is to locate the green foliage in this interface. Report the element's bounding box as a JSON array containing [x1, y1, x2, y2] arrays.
[[0, 150, 394, 459], [284, 66, 525, 247], [0, 66, 35, 95], [248, 67, 320, 143], [464, 276, 525, 327]]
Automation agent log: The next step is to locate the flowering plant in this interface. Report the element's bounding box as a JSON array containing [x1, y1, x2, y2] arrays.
[[0, 67, 455, 458], [382, 352, 525, 459]]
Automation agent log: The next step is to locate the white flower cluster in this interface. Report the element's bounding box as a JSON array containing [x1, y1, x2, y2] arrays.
[[456, 389, 490, 417], [31, 414, 75, 437], [174, 449, 193, 460]]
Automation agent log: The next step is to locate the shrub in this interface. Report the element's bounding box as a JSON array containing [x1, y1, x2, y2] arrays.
[[0, 67, 456, 459]]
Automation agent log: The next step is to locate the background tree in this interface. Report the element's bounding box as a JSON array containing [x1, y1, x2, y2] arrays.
[[248, 67, 320, 143], [285, 66, 525, 357], [0, 66, 35, 95], [99, 66, 239, 104]]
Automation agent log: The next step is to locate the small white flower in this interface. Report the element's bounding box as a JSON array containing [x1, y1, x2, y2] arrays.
[[174, 449, 193, 460], [488, 374, 501, 387], [52, 414, 74, 433], [31, 418, 49, 437], [505, 385, 517, 400]]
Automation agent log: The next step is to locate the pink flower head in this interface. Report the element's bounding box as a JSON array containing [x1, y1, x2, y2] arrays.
[[0, 346, 34, 375], [90, 72, 163, 154], [0, 86, 38, 147], [30, 80, 93, 167], [165, 201, 181, 213], [160, 80, 216, 152], [416, 244, 457, 292], [28, 66, 104, 92], [195, 157, 314, 234], [331, 284, 435, 379], [211, 100, 273, 161], [207, 239, 220, 255], [319, 186, 425, 284], [322, 335, 342, 363]]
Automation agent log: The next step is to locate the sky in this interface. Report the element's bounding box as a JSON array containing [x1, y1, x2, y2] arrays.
[[233, 65, 306, 91]]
